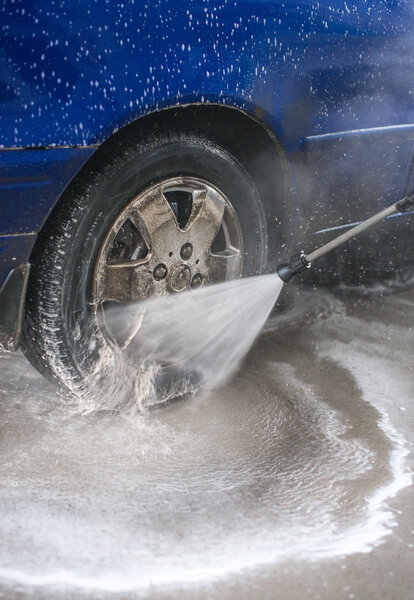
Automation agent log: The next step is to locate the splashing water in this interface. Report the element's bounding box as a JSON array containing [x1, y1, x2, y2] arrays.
[[77, 274, 284, 412]]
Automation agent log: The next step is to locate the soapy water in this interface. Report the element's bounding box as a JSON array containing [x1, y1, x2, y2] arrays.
[[0, 289, 413, 598], [70, 274, 284, 413]]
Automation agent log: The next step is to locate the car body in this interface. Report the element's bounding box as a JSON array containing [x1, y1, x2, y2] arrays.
[[1, 0, 414, 363]]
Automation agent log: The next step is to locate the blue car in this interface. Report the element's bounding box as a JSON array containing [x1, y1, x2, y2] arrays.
[[1, 1, 413, 394]]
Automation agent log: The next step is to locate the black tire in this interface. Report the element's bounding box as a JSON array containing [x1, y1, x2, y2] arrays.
[[21, 129, 269, 403]]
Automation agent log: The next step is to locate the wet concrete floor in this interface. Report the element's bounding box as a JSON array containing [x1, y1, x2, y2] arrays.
[[0, 286, 413, 599]]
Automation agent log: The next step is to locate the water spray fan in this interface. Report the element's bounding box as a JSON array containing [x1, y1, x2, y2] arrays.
[[277, 193, 414, 284], [145, 192, 414, 407]]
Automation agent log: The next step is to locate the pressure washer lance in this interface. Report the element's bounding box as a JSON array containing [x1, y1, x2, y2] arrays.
[[153, 193, 413, 406], [277, 193, 414, 284]]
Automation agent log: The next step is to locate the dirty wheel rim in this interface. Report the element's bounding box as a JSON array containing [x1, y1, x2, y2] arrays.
[[92, 177, 243, 348]]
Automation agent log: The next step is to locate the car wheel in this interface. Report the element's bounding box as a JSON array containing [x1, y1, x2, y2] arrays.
[[21, 130, 269, 406]]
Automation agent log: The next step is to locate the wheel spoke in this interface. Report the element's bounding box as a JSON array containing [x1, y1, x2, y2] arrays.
[[205, 250, 241, 282], [128, 186, 181, 254], [185, 188, 226, 249], [98, 261, 157, 302]]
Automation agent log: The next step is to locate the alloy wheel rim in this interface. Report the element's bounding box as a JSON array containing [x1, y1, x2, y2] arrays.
[[92, 177, 243, 349]]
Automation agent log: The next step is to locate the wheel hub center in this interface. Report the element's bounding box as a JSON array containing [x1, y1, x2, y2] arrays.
[[170, 264, 192, 292]]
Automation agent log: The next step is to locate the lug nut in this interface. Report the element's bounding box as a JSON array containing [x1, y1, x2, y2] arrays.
[[191, 274, 203, 288], [153, 263, 168, 281], [180, 243, 193, 261]]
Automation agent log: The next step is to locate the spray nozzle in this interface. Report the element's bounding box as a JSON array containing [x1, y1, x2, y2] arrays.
[[277, 252, 311, 283], [396, 192, 414, 213]]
